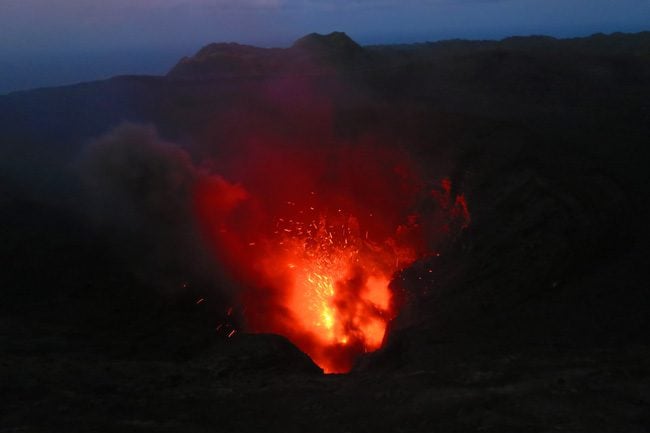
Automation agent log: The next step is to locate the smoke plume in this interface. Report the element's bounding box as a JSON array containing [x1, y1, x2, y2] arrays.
[[79, 123, 243, 303]]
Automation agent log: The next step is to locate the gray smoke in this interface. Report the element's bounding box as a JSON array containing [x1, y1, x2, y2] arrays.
[[78, 123, 224, 299]]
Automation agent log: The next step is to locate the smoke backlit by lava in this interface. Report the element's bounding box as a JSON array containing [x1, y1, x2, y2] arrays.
[[194, 142, 469, 373]]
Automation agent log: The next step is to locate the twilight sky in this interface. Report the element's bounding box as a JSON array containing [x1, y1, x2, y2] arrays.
[[1, 0, 649, 93]]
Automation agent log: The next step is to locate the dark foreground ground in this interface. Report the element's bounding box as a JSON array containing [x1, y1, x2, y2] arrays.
[[2, 300, 650, 433], [2, 31, 650, 432], [3, 316, 650, 432]]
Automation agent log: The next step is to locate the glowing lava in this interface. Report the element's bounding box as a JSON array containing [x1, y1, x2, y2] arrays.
[[193, 143, 469, 373], [265, 208, 411, 373]]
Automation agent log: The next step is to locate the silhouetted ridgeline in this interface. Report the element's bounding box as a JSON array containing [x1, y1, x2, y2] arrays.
[[1, 31, 649, 432], [168, 32, 366, 79]]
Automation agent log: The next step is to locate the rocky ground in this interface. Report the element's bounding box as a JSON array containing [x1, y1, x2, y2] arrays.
[[2, 307, 649, 432]]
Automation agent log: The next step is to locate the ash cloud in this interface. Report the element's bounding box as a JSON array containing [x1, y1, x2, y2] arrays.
[[78, 123, 241, 302]]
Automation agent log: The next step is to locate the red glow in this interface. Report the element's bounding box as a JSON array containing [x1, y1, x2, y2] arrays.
[[193, 142, 468, 373], [257, 207, 411, 372]]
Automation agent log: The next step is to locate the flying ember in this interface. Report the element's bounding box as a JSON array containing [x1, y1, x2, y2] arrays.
[[193, 144, 469, 373], [265, 203, 415, 373]]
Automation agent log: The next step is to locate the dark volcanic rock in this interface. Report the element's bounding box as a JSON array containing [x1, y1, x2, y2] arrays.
[[218, 334, 323, 375], [292, 31, 364, 56], [167, 31, 367, 79], [168, 42, 281, 79]]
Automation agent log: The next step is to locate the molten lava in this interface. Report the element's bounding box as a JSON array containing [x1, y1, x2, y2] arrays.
[[194, 144, 469, 373], [261, 206, 414, 373]]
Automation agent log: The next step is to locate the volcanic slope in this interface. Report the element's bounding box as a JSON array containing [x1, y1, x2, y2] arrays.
[[1, 31, 650, 432]]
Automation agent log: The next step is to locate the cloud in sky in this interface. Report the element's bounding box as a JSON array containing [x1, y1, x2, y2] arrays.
[[1, 0, 649, 53]]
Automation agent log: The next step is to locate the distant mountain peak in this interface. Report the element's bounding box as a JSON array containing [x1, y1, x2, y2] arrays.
[[291, 32, 362, 54]]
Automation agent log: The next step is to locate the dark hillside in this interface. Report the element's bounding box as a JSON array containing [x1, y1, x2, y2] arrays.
[[1, 31, 649, 432]]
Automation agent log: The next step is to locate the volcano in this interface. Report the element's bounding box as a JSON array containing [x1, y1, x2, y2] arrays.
[[1, 31, 649, 432], [194, 144, 470, 372]]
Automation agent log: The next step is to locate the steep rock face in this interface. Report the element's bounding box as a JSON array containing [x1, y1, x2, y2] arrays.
[[362, 121, 650, 372]]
